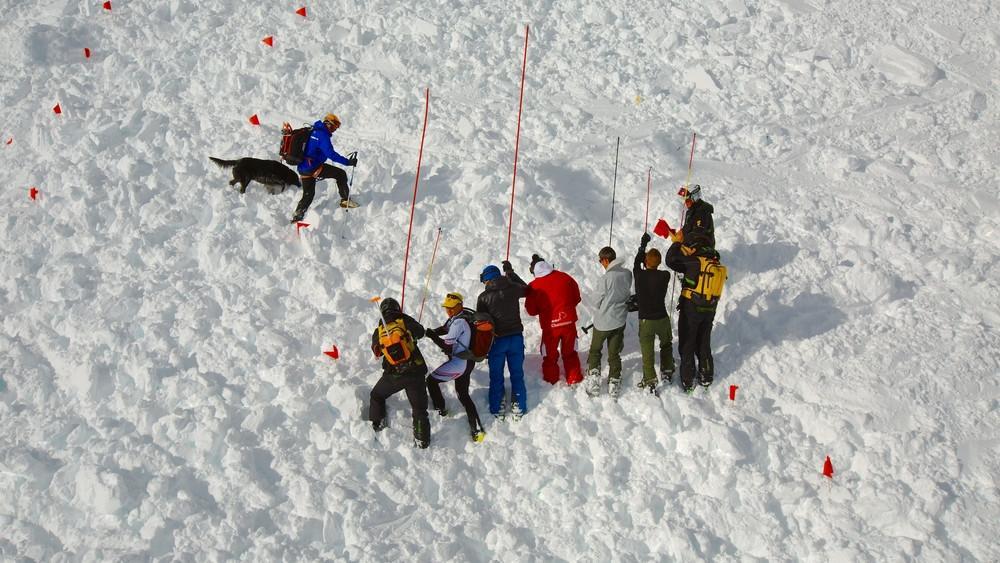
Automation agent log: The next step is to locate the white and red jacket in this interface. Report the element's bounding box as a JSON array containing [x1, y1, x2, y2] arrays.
[[524, 261, 581, 330]]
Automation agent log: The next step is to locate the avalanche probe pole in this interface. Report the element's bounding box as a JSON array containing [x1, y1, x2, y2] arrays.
[[505, 23, 530, 261], [608, 137, 620, 247], [342, 151, 358, 240], [400, 88, 430, 312], [644, 166, 652, 233], [417, 227, 443, 323]]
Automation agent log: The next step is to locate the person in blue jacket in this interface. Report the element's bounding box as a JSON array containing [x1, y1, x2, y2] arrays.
[[291, 113, 359, 223]]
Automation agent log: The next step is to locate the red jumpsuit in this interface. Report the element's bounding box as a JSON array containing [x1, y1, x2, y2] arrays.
[[525, 266, 583, 384]]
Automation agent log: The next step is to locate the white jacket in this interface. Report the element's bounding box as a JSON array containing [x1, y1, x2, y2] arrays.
[[592, 257, 632, 331]]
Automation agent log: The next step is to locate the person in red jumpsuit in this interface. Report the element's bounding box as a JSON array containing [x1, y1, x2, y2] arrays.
[[524, 254, 583, 385]]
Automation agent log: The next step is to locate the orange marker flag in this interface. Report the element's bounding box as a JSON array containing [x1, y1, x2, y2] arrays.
[[262, 36, 274, 47], [295, 7, 307, 17], [53, 103, 62, 115]]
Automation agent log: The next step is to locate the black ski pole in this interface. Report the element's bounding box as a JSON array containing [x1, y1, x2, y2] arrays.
[[342, 151, 358, 240], [608, 137, 620, 247]]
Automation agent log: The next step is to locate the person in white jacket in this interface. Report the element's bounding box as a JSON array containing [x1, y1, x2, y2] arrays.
[[586, 246, 633, 398]]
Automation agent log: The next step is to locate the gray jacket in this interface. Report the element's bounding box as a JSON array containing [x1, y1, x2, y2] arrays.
[[591, 257, 633, 331]]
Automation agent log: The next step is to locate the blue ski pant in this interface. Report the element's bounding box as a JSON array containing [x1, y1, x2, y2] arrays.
[[487, 333, 527, 414]]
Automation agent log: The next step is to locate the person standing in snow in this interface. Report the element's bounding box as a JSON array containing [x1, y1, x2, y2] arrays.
[[369, 298, 431, 448], [476, 262, 529, 420], [633, 233, 675, 393], [586, 246, 633, 398], [524, 254, 583, 385], [673, 184, 715, 247], [663, 234, 721, 393], [290, 113, 359, 223], [425, 292, 486, 442]]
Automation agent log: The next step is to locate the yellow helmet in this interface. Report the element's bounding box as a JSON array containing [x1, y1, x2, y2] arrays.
[[323, 113, 341, 126]]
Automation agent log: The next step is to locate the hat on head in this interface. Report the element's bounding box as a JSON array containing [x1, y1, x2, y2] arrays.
[[532, 260, 553, 278], [379, 297, 401, 317], [441, 292, 463, 308], [323, 113, 341, 126], [686, 184, 702, 201], [480, 265, 501, 283]]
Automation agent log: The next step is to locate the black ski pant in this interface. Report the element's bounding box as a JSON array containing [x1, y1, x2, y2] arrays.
[[677, 299, 716, 388], [294, 164, 349, 217], [369, 371, 430, 445], [426, 362, 484, 434]]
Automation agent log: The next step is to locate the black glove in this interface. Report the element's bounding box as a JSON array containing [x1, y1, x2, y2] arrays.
[[502, 260, 513, 273], [641, 232, 651, 245], [347, 154, 358, 167]]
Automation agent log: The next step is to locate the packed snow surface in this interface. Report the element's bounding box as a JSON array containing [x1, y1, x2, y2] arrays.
[[2, 0, 999, 560]]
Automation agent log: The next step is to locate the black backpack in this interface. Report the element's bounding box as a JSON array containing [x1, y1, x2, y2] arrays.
[[279, 122, 311, 166]]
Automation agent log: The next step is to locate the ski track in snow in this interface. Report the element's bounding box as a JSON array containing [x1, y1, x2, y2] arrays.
[[2, 0, 999, 560]]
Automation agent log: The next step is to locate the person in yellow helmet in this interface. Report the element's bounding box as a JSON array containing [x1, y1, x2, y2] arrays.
[[291, 113, 358, 223]]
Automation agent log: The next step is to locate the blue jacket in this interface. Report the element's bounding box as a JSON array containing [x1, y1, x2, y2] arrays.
[[297, 120, 350, 174]]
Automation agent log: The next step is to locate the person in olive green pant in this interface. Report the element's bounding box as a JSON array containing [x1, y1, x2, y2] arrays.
[[633, 233, 675, 392], [586, 246, 633, 398]]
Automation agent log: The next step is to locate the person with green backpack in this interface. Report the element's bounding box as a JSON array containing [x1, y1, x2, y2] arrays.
[[425, 292, 486, 443]]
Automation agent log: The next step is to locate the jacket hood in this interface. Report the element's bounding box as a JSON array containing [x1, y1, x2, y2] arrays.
[[533, 260, 554, 278]]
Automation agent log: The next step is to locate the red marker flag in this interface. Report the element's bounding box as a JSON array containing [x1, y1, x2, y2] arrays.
[[84, 47, 92, 58], [295, 7, 307, 17], [248, 114, 260, 126], [262, 36, 274, 47], [103, 1, 111, 10], [823, 456, 834, 479], [29, 187, 39, 200], [324, 346, 340, 360], [295, 221, 310, 236], [729, 384, 739, 401], [653, 218, 672, 238], [5, 138, 12, 145], [53, 103, 62, 115]]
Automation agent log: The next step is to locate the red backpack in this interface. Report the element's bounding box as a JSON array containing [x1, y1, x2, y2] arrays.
[[455, 309, 494, 362]]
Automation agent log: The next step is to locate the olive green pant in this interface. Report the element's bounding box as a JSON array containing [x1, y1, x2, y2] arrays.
[[639, 317, 675, 386], [587, 326, 625, 381]]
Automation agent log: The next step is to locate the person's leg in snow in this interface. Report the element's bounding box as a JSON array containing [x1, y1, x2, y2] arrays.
[[695, 312, 715, 387], [402, 373, 430, 448], [540, 329, 561, 384], [506, 333, 527, 418], [487, 337, 508, 416], [426, 374, 448, 416], [453, 363, 485, 439], [559, 325, 583, 384]]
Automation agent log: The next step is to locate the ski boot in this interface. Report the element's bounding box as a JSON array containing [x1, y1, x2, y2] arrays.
[[372, 419, 388, 433], [471, 429, 486, 443], [638, 379, 659, 397], [509, 400, 524, 421], [492, 398, 506, 422], [436, 407, 450, 418], [660, 367, 674, 385], [586, 368, 602, 397], [608, 377, 622, 399], [290, 213, 305, 224], [339, 199, 360, 209]]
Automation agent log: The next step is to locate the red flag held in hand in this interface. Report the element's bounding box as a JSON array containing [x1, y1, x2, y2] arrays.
[[262, 36, 274, 47], [729, 384, 739, 401], [823, 456, 834, 479], [84, 47, 91, 58], [324, 346, 340, 360], [249, 114, 260, 126], [103, 1, 111, 10], [295, 6, 307, 17], [653, 219, 672, 238], [29, 187, 39, 200], [53, 104, 62, 115]]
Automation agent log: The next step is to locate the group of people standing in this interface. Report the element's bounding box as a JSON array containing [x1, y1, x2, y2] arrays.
[[366, 185, 725, 449]]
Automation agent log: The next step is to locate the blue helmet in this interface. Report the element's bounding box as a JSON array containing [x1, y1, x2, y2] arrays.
[[480, 265, 502, 283]]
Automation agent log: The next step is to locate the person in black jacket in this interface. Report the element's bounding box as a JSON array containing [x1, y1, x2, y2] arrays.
[[674, 184, 715, 247], [476, 261, 529, 419], [634, 232, 676, 392], [369, 297, 431, 448], [663, 236, 721, 393]]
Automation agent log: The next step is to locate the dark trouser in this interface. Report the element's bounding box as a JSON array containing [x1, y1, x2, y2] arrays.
[[294, 164, 349, 217], [639, 316, 675, 386], [587, 325, 625, 381], [369, 371, 430, 445], [426, 362, 484, 434], [677, 300, 716, 388]]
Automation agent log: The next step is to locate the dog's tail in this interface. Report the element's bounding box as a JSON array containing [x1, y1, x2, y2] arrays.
[[209, 157, 239, 169]]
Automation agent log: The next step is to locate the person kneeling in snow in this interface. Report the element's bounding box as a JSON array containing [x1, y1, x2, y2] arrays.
[[524, 254, 583, 385], [369, 298, 431, 448], [425, 292, 486, 443]]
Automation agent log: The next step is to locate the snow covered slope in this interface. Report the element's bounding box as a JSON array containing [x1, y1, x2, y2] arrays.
[[2, 0, 998, 560]]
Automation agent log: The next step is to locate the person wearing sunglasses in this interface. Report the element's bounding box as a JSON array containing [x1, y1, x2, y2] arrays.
[[290, 113, 359, 223], [672, 184, 715, 247], [425, 292, 486, 442]]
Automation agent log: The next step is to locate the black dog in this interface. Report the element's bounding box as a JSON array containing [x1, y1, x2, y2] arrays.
[[209, 157, 301, 194]]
